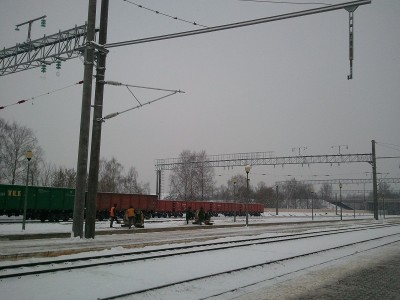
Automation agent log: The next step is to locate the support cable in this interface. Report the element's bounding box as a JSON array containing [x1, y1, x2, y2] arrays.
[[126, 86, 142, 106], [98, 91, 181, 122], [121, 0, 208, 28], [101, 80, 183, 93], [99, 80, 184, 122], [0, 80, 84, 110]]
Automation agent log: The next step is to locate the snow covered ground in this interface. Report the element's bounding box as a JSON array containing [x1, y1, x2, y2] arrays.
[[1, 211, 399, 300], [0, 210, 375, 235]]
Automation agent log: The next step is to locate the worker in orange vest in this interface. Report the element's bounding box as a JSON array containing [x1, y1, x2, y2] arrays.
[[127, 206, 135, 229], [109, 203, 118, 228]]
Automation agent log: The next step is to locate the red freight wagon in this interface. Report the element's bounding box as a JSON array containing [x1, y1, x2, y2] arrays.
[[95, 192, 158, 220]]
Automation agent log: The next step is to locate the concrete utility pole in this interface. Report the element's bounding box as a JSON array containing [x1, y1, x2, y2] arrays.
[[72, 0, 97, 238], [85, 0, 110, 239]]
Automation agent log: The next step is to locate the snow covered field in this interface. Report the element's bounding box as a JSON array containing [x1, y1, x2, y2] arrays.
[[1, 212, 399, 300]]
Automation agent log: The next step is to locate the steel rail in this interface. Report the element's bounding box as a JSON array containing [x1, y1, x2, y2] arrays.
[[1, 222, 397, 279], [100, 233, 400, 299]]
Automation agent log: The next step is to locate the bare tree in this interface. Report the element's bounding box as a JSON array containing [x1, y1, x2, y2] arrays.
[[253, 181, 273, 208], [51, 167, 77, 188], [227, 174, 247, 202], [121, 166, 140, 193], [280, 178, 313, 209], [0, 119, 8, 183], [169, 150, 215, 200], [120, 166, 150, 194], [0, 120, 40, 184], [38, 162, 56, 187], [98, 157, 123, 192]]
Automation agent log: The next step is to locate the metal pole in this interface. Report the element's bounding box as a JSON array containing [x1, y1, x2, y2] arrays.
[[311, 193, 314, 221], [22, 158, 31, 230], [157, 170, 161, 199], [246, 173, 249, 227], [335, 193, 338, 215], [233, 181, 236, 222], [85, 0, 109, 239], [339, 182, 343, 221], [72, 0, 97, 238], [372, 140, 378, 220], [276, 185, 279, 215]]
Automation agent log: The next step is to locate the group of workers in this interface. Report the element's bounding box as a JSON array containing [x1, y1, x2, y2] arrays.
[[110, 204, 213, 228], [109, 204, 144, 229], [186, 206, 213, 225]]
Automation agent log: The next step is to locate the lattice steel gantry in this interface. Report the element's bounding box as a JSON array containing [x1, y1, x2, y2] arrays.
[[0, 24, 98, 76], [155, 141, 382, 220], [155, 152, 373, 171]]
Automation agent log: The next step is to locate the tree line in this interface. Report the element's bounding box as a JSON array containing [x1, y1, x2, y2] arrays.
[[0, 119, 149, 193], [2, 119, 396, 208], [168, 150, 338, 208], [167, 150, 399, 210]]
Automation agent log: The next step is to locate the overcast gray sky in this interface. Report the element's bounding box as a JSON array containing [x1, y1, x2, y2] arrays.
[[1, 0, 399, 194]]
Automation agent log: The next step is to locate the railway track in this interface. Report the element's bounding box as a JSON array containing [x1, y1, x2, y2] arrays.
[[1, 222, 398, 280], [101, 234, 400, 300]]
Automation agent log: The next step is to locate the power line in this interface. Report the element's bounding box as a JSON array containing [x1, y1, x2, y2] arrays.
[[0, 80, 84, 110], [376, 142, 400, 153], [121, 0, 207, 28], [239, 0, 332, 5], [105, 0, 371, 49]]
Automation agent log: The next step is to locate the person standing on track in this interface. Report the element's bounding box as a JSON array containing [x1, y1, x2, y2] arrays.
[[109, 203, 118, 228]]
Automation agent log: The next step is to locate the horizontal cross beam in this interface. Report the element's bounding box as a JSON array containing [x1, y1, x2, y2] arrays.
[[155, 152, 373, 171], [275, 178, 400, 186]]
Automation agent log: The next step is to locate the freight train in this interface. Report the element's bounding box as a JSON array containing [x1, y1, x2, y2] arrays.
[[0, 184, 264, 222]]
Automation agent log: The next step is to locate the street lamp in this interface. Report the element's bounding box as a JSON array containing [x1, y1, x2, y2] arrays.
[[22, 150, 33, 230], [339, 182, 343, 221], [245, 165, 251, 227]]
